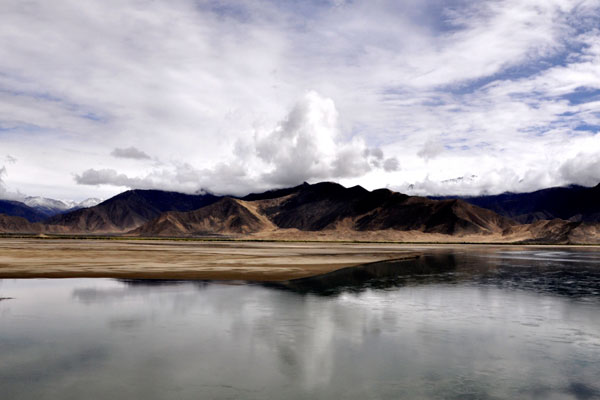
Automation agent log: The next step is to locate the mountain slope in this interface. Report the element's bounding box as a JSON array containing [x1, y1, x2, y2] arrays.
[[258, 182, 515, 234], [24, 196, 74, 217], [437, 184, 600, 223], [131, 197, 274, 236], [135, 182, 516, 237], [0, 199, 47, 222], [46, 190, 221, 233], [503, 219, 600, 244], [0, 214, 44, 233]]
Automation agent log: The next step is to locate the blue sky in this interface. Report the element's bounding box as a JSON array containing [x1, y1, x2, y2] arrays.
[[1, 0, 599, 201]]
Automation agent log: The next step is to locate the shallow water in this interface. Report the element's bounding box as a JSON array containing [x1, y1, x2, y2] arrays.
[[1, 248, 600, 399]]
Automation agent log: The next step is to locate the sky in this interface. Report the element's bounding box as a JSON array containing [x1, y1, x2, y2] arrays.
[[1, 0, 599, 201]]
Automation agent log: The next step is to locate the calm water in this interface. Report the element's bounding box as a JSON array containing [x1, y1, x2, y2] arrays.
[[1, 248, 600, 399]]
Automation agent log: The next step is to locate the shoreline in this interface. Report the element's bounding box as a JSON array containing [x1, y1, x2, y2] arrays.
[[1, 238, 598, 282], [1, 233, 599, 246], [0, 238, 421, 281]]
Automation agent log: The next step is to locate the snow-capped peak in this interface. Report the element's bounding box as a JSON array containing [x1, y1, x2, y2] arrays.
[[23, 196, 102, 217], [24, 196, 72, 211], [77, 198, 102, 208]]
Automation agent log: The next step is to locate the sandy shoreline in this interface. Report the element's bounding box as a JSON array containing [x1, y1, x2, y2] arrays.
[[0, 238, 421, 281]]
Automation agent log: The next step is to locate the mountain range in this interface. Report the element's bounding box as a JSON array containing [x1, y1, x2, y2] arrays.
[[46, 190, 220, 232], [23, 196, 102, 218], [1, 182, 599, 244], [0, 197, 102, 222], [435, 183, 600, 223]]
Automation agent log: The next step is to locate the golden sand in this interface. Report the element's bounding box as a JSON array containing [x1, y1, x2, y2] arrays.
[[0, 238, 421, 281]]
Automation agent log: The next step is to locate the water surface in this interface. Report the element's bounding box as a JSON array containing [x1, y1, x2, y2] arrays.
[[1, 248, 599, 399]]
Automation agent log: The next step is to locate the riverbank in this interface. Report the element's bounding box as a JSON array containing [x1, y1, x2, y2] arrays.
[[0, 238, 421, 281]]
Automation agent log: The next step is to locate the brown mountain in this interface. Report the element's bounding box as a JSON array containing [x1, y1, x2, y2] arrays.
[[46, 189, 220, 233], [256, 182, 514, 234], [0, 214, 44, 234], [5, 181, 598, 243], [505, 219, 600, 244], [134, 182, 517, 237], [131, 197, 275, 236]]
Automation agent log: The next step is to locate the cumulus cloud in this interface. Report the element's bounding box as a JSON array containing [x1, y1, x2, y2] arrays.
[[110, 147, 151, 160], [558, 153, 600, 187], [0, 165, 24, 200], [75, 91, 398, 194], [252, 91, 395, 185]]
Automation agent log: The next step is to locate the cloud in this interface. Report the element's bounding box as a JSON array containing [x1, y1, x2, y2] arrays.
[[417, 137, 444, 161], [74, 162, 257, 196], [0, 165, 25, 200], [253, 91, 394, 185], [0, 166, 6, 191], [5, 155, 17, 164], [110, 147, 151, 160], [75, 168, 146, 188], [1, 0, 600, 198], [383, 158, 400, 172], [75, 91, 398, 194], [403, 170, 548, 196], [558, 153, 600, 187]]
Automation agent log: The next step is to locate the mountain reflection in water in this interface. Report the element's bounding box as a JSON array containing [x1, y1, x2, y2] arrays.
[[1, 247, 599, 400], [274, 249, 600, 301]]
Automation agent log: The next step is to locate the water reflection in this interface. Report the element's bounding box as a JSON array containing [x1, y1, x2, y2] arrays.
[[274, 253, 459, 295], [1, 248, 599, 399], [274, 249, 600, 302]]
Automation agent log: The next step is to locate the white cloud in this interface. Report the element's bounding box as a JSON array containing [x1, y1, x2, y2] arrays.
[[253, 91, 394, 185], [75, 91, 398, 194], [558, 153, 600, 187], [75, 168, 144, 188], [0, 165, 25, 200], [0, 166, 5, 192], [0, 0, 599, 198]]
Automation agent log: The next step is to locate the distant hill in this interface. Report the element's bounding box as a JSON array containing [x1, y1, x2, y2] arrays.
[[134, 182, 516, 237], [503, 218, 600, 245], [0, 199, 47, 222], [46, 189, 221, 233], [434, 183, 600, 223], [0, 214, 44, 233]]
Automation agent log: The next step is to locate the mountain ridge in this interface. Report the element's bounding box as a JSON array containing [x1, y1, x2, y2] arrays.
[[131, 182, 517, 238], [433, 183, 600, 223], [0, 199, 47, 222], [2, 182, 599, 243], [45, 189, 221, 233]]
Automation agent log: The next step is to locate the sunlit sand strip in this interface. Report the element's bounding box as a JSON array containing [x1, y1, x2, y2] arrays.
[[0, 238, 420, 281]]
